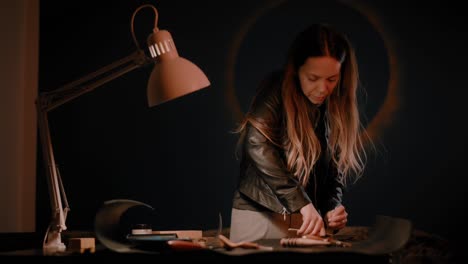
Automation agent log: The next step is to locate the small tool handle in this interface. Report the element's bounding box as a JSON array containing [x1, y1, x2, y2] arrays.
[[167, 240, 205, 250], [280, 237, 331, 247]]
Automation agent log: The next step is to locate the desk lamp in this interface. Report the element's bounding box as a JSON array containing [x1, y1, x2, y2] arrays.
[[36, 4, 210, 253]]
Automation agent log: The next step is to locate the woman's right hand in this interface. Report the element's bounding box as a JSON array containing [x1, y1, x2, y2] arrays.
[[297, 203, 326, 237]]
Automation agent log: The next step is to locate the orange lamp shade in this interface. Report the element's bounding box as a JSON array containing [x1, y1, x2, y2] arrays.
[[146, 29, 210, 107]]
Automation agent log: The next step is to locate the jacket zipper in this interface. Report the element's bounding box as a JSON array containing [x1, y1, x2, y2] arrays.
[[263, 180, 290, 220], [281, 207, 288, 221]]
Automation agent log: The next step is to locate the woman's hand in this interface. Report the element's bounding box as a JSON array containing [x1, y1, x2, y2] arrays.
[[298, 203, 326, 237], [325, 205, 348, 231]]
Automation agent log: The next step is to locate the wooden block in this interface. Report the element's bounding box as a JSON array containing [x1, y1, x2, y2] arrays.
[[152, 230, 202, 239], [68, 237, 95, 253]]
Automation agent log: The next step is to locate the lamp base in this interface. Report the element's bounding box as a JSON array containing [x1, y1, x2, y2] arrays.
[[43, 230, 66, 255]]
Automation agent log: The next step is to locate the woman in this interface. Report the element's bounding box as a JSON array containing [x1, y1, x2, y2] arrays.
[[230, 23, 368, 242]]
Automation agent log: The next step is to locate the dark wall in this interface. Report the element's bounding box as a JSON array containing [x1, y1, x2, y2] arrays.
[[37, 0, 468, 246]]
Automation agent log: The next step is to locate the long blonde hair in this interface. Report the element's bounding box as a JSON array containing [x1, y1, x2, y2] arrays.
[[237, 24, 367, 186]]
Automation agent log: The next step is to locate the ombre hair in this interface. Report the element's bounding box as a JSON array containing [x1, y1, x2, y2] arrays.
[[237, 24, 367, 186]]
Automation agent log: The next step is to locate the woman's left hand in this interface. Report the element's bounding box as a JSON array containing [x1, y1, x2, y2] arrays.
[[325, 205, 348, 230]]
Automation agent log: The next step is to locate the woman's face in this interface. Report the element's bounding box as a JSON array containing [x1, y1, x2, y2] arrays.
[[298, 56, 341, 105]]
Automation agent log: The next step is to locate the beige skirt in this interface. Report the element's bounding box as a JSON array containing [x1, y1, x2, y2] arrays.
[[229, 208, 303, 243]]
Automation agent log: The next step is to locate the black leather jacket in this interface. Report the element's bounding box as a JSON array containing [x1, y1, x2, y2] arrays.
[[232, 71, 344, 218]]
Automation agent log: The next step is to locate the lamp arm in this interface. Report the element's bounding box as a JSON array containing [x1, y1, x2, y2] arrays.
[[36, 48, 151, 252], [40, 50, 150, 112], [37, 103, 66, 252]]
